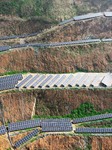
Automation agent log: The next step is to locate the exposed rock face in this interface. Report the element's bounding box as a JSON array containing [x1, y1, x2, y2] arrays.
[[0, 43, 112, 74], [0, 89, 111, 122]]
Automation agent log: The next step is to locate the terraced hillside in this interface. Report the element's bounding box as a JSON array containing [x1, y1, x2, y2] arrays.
[[0, 42, 112, 74], [0, 6, 112, 150], [0, 15, 54, 37], [0, 13, 112, 46]]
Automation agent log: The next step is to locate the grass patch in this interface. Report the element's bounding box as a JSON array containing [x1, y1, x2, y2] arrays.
[[33, 102, 112, 119]]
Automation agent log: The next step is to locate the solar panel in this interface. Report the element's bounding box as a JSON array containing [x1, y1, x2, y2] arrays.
[[104, 12, 112, 17], [11, 44, 28, 49], [41, 118, 72, 132], [0, 74, 23, 91], [59, 18, 74, 26], [41, 118, 71, 123], [16, 75, 32, 88], [42, 126, 72, 132], [38, 75, 53, 88], [45, 75, 61, 88], [8, 119, 41, 132], [82, 73, 97, 87], [53, 75, 67, 87], [73, 13, 103, 21], [73, 113, 112, 124], [23, 75, 39, 88], [0, 126, 6, 135], [14, 129, 38, 148], [60, 74, 74, 87], [31, 75, 46, 88], [68, 73, 85, 87], [75, 128, 112, 133], [76, 74, 89, 87], [42, 122, 71, 127], [90, 73, 106, 87], [101, 73, 112, 87], [0, 46, 11, 52], [102, 39, 112, 42]]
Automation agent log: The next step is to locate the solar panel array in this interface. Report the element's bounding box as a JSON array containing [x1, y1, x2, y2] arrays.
[[14, 129, 38, 148], [0, 32, 40, 40], [104, 12, 112, 17], [0, 38, 112, 52], [75, 128, 112, 133], [0, 125, 6, 135], [73, 13, 103, 21], [59, 12, 111, 26], [101, 73, 112, 87], [0, 46, 11, 52], [41, 118, 72, 132], [73, 113, 112, 124], [0, 74, 23, 91], [0, 12, 110, 41], [8, 119, 41, 132], [14, 73, 112, 90]]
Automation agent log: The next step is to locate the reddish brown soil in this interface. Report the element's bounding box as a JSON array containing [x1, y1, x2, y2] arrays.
[[0, 135, 10, 150], [10, 134, 112, 150], [0, 17, 112, 46], [0, 15, 53, 37], [32, 17, 112, 43], [0, 43, 112, 74], [0, 89, 112, 122]]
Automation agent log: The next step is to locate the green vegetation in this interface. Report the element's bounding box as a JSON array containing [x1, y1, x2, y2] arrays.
[[33, 102, 112, 119], [0, 0, 53, 18]]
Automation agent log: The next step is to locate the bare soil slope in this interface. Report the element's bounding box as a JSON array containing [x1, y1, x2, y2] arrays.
[[0, 43, 112, 74], [0, 89, 111, 122], [0, 15, 53, 37]]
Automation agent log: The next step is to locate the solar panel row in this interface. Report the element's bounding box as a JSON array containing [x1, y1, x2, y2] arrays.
[[0, 12, 111, 42], [0, 74, 23, 91], [16, 73, 111, 89], [41, 118, 72, 132], [0, 126, 6, 135], [14, 129, 38, 148], [73, 113, 112, 124], [0, 46, 11, 52], [16, 74, 32, 88], [41, 118, 71, 123], [0, 32, 40, 41], [0, 74, 23, 82], [8, 119, 41, 132], [0, 38, 112, 52], [73, 13, 103, 21], [42, 126, 72, 132], [75, 128, 112, 133], [59, 12, 112, 25]]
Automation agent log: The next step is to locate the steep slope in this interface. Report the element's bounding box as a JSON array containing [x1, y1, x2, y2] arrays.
[[1, 16, 112, 46], [0, 89, 111, 122], [0, 0, 112, 19], [23, 135, 112, 150], [0, 43, 112, 74], [0, 15, 53, 37]]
